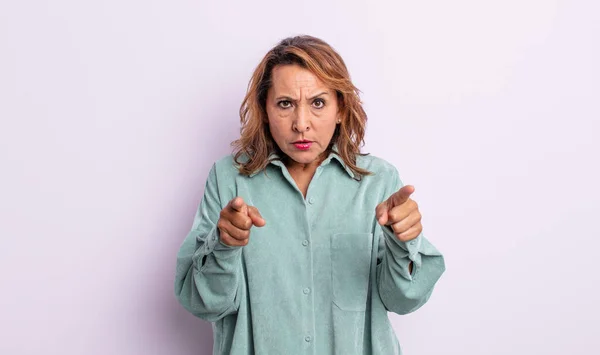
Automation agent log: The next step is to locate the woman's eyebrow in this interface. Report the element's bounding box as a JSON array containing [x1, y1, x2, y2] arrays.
[[308, 92, 329, 100], [275, 92, 329, 101]]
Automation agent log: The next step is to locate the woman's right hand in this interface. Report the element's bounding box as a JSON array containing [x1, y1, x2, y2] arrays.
[[217, 197, 266, 246]]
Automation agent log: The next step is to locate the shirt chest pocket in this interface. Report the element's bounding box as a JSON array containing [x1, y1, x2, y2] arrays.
[[330, 232, 374, 311]]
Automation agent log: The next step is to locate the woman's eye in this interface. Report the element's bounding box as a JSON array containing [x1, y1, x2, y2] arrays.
[[312, 99, 325, 108], [278, 100, 292, 109]]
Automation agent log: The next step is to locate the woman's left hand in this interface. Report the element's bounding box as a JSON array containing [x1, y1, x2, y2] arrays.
[[375, 185, 422, 242]]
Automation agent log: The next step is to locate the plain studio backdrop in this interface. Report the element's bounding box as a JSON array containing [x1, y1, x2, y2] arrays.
[[1, 0, 598, 354]]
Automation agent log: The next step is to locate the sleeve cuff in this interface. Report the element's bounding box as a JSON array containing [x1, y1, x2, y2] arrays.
[[382, 225, 423, 258], [381, 226, 424, 280], [191, 226, 243, 267]]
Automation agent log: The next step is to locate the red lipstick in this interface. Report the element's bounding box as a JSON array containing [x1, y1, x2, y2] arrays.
[[292, 140, 313, 150]]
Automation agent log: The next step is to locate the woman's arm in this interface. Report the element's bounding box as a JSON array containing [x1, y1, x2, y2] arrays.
[[375, 167, 446, 315], [174, 163, 243, 322]]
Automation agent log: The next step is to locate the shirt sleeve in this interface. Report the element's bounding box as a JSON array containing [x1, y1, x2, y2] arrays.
[[375, 166, 446, 315], [174, 163, 243, 322]]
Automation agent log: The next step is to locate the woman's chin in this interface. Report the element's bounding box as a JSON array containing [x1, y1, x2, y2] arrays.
[[284, 151, 321, 166]]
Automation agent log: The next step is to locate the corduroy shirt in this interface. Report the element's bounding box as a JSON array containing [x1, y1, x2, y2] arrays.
[[174, 147, 445, 354]]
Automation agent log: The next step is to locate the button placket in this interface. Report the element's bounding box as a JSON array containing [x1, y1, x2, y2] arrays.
[[302, 169, 320, 350]]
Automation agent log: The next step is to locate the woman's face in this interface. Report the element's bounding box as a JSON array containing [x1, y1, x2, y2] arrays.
[[265, 64, 340, 170]]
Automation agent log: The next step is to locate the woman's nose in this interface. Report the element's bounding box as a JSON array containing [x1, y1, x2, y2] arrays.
[[293, 106, 310, 132], [293, 122, 310, 132]]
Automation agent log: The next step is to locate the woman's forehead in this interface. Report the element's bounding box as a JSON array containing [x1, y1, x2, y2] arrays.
[[270, 65, 330, 94]]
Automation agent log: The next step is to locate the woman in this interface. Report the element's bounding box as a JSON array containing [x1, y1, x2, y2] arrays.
[[175, 35, 445, 355]]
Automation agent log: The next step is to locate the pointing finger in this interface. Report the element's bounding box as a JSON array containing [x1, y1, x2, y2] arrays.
[[390, 185, 415, 207], [230, 197, 247, 213]]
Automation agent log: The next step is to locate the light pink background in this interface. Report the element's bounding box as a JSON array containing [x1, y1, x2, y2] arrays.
[[1, 1, 599, 354]]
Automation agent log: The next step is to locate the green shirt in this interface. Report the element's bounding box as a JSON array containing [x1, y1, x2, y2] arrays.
[[174, 147, 445, 354]]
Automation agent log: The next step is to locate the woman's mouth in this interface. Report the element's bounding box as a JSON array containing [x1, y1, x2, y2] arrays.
[[292, 141, 313, 150]]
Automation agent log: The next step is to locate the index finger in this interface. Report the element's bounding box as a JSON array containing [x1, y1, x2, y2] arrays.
[[390, 185, 415, 206], [229, 197, 247, 213]]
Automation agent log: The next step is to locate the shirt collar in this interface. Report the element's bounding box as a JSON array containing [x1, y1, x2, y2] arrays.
[[248, 143, 356, 179]]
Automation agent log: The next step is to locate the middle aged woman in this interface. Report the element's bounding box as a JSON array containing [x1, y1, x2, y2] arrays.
[[175, 34, 446, 355]]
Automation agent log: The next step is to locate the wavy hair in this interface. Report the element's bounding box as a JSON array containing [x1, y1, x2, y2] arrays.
[[232, 35, 372, 178]]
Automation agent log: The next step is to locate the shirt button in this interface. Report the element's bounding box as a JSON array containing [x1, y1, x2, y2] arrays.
[[303, 288, 310, 294], [308, 197, 315, 204], [304, 336, 311, 342], [302, 240, 309, 246], [410, 240, 416, 246]]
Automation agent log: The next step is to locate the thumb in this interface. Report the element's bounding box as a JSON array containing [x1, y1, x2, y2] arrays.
[[375, 201, 390, 226], [248, 206, 266, 227]]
